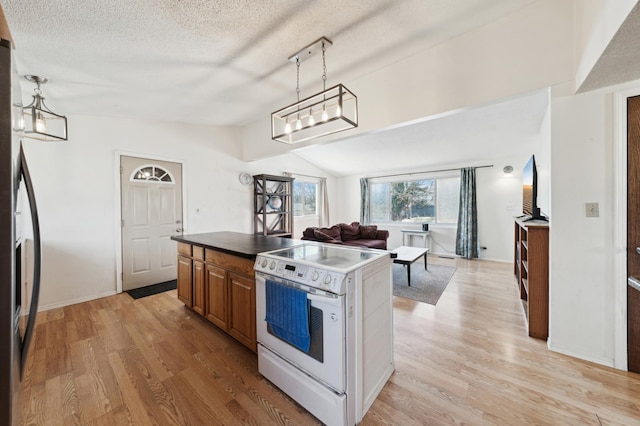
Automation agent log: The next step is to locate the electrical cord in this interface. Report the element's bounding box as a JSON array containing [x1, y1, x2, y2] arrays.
[[429, 233, 455, 254]]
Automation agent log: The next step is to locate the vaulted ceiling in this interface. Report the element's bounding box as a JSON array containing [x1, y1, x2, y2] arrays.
[[2, 0, 536, 127]]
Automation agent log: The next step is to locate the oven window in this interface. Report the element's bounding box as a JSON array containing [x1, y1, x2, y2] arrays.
[[268, 305, 324, 363]]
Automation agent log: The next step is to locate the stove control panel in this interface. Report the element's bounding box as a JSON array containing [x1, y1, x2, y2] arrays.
[[254, 256, 347, 294]]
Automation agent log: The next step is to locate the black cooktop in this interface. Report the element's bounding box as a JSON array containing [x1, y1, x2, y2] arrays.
[[172, 231, 303, 259]]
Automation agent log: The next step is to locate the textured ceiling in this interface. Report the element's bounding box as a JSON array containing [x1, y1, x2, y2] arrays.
[[1, 0, 536, 127], [578, 1, 640, 93]]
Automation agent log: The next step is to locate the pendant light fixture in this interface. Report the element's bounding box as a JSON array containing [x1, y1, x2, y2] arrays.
[[22, 75, 68, 141], [271, 37, 357, 144]]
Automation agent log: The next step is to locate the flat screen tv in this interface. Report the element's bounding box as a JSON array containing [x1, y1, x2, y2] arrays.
[[522, 155, 546, 221]]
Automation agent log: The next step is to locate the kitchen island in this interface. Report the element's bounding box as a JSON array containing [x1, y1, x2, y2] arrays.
[[171, 232, 300, 352]]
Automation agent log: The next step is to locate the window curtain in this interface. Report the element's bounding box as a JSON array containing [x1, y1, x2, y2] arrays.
[[360, 178, 370, 224], [319, 177, 330, 227], [456, 167, 479, 259]]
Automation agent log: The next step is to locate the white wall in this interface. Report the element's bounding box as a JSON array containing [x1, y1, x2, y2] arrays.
[[549, 88, 615, 366], [23, 115, 334, 310], [20, 115, 239, 309]]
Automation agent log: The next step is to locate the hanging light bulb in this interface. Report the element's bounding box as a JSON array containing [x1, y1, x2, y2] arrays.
[[308, 108, 315, 126], [34, 111, 46, 133], [284, 118, 292, 134], [321, 106, 329, 122], [335, 103, 342, 117], [295, 115, 302, 130]]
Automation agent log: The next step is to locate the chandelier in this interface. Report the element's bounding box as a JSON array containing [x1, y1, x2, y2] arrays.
[[271, 37, 357, 144], [22, 75, 68, 141]]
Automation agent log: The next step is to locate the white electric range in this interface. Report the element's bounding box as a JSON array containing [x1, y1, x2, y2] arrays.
[[254, 242, 394, 426]]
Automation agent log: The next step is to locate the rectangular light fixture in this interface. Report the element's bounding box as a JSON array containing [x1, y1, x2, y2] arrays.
[[22, 75, 68, 141], [271, 83, 357, 144], [271, 37, 358, 144]]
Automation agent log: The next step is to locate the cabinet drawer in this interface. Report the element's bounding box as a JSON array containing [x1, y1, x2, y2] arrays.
[[193, 245, 204, 261], [177, 242, 192, 256], [205, 249, 254, 277]]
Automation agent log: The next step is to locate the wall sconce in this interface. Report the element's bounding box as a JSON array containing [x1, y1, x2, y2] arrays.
[[22, 75, 68, 141]]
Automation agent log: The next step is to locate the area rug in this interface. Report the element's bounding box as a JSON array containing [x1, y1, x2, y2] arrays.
[[392, 264, 456, 305], [126, 279, 177, 300]]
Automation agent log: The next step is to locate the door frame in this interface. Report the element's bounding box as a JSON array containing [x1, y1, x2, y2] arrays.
[[114, 150, 187, 294], [612, 86, 640, 370]]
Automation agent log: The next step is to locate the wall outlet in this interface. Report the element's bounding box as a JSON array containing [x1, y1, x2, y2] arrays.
[[506, 202, 514, 211], [585, 202, 599, 217]]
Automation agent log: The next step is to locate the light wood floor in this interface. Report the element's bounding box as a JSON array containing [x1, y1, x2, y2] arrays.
[[22, 257, 640, 425]]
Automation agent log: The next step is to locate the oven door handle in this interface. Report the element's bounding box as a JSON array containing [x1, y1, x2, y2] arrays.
[[307, 293, 342, 307]]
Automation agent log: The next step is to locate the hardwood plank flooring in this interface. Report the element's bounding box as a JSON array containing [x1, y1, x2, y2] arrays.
[[21, 257, 640, 425]]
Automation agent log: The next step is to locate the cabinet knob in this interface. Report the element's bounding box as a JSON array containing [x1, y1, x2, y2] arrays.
[[176, 228, 183, 232], [636, 247, 640, 255]]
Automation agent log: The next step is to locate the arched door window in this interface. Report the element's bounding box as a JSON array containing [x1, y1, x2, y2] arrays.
[[130, 165, 175, 183]]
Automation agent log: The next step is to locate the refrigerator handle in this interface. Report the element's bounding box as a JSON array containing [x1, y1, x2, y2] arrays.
[[17, 144, 41, 379]]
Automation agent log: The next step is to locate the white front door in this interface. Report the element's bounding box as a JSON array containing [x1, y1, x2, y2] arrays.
[[120, 156, 183, 291]]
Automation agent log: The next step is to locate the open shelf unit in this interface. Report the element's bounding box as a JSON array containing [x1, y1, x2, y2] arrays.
[[253, 174, 294, 238], [514, 218, 549, 340]]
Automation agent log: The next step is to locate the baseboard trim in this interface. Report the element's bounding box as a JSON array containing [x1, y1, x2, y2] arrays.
[[547, 339, 615, 369], [38, 290, 118, 312]]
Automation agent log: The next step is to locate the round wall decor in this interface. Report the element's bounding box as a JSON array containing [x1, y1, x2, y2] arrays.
[[239, 172, 253, 185]]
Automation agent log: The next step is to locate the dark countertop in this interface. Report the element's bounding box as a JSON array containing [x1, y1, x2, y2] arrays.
[[171, 231, 303, 259]]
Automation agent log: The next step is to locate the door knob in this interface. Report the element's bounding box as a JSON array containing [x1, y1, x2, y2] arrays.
[[636, 247, 640, 254]]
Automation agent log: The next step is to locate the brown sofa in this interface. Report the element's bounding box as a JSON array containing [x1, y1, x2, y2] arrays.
[[300, 221, 389, 250]]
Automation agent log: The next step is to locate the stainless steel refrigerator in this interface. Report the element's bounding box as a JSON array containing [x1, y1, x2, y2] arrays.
[[0, 37, 42, 425]]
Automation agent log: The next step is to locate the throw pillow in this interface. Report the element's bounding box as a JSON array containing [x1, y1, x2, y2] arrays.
[[360, 225, 378, 239], [339, 221, 361, 241], [313, 225, 342, 242], [302, 227, 318, 239]]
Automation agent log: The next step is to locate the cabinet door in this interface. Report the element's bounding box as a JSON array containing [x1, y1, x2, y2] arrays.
[[192, 260, 205, 316], [205, 264, 228, 330], [228, 272, 256, 351], [177, 255, 192, 307]]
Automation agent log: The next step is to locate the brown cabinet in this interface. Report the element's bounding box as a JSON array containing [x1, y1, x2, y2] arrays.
[[192, 260, 205, 316], [176, 242, 257, 352], [228, 272, 256, 349], [192, 246, 205, 316], [514, 218, 549, 340], [205, 264, 227, 329], [177, 254, 192, 307]]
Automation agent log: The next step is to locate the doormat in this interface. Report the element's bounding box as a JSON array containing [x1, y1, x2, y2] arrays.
[[392, 264, 456, 305], [126, 280, 177, 300]]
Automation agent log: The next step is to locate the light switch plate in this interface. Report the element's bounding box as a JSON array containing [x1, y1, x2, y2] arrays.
[[585, 202, 599, 217]]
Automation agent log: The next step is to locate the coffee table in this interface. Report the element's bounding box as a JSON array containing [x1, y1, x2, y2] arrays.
[[392, 246, 429, 287]]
